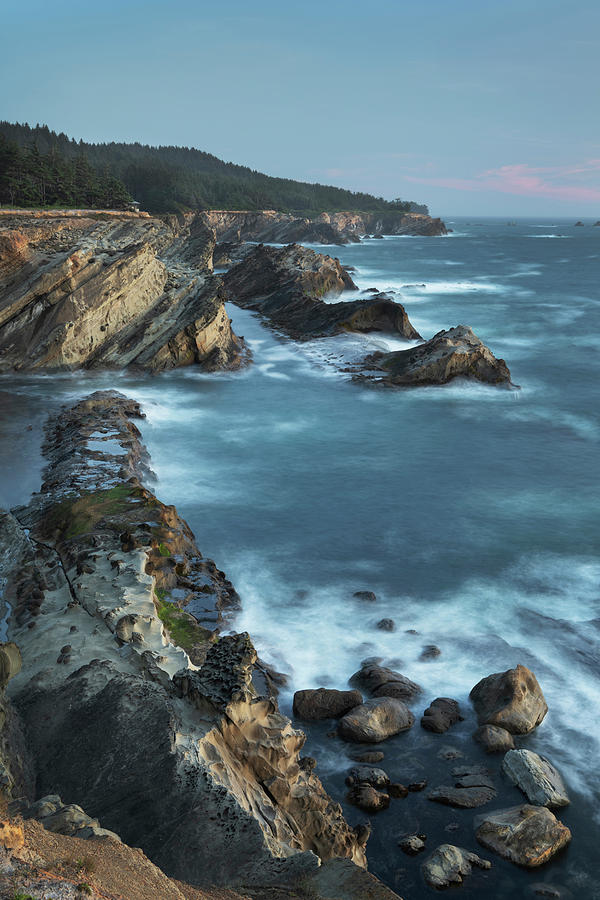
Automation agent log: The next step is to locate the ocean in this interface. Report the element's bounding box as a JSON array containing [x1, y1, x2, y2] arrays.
[[1, 216, 598, 897]]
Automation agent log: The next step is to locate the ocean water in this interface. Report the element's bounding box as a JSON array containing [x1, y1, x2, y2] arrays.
[[0, 217, 598, 896]]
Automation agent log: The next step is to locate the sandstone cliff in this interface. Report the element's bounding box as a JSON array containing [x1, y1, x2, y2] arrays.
[[0, 392, 399, 899], [223, 243, 422, 341], [0, 211, 244, 373]]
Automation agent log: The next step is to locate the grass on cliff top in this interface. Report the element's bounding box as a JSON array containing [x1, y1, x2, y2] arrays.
[[155, 592, 213, 654], [43, 485, 145, 539]]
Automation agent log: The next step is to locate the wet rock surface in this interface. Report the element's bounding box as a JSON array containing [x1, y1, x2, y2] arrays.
[[293, 687, 362, 720], [338, 697, 415, 743], [502, 750, 570, 808], [421, 697, 463, 733], [475, 805, 571, 867], [422, 843, 492, 889], [474, 724, 515, 753], [470, 664, 548, 734]]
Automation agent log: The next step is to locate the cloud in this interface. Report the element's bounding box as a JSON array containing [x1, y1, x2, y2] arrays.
[[405, 161, 600, 204]]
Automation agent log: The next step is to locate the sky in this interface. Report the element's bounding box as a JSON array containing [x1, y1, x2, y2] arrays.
[[2, 0, 599, 216]]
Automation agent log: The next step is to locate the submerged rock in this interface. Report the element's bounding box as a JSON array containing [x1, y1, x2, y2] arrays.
[[470, 664, 548, 734], [428, 785, 497, 809], [338, 697, 414, 743], [502, 749, 570, 808], [422, 844, 491, 889], [293, 687, 362, 720], [421, 697, 463, 733], [475, 805, 571, 867], [473, 724, 515, 753], [346, 782, 390, 813], [361, 325, 514, 388]]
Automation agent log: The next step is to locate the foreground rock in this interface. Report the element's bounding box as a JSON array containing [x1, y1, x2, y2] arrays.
[[1, 392, 401, 898], [0, 210, 245, 372], [470, 664, 548, 734], [362, 325, 513, 388], [293, 687, 362, 720], [422, 844, 491, 889], [23, 795, 121, 841], [474, 724, 515, 753], [346, 783, 390, 813], [223, 243, 422, 341], [502, 750, 570, 808], [338, 697, 414, 743], [421, 697, 463, 733], [350, 662, 422, 702], [475, 805, 571, 867]]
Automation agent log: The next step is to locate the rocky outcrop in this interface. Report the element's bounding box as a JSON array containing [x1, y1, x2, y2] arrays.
[[502, 750, 570, 808], [475, 805, 571, 867], [0, 211, 245, 372], [202, 209, 447, 246], [470, 664, 548, 734], [422, 844, 491, 889], [223, 243, 422, 340], [0, 391, 400, 898], [338, 697, 414, 743], [293, 687, 362, 720], [362, 325, 513, 388], [23, 794, 122, 841]]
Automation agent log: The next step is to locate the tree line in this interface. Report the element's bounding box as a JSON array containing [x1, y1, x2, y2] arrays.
[[0, 122, 429, 216]]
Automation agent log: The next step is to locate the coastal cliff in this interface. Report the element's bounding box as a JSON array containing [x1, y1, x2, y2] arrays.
[[0, 210, 244, 372], [0, 391, 399, 899]]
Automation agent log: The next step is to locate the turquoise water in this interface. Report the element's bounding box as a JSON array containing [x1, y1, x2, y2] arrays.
[[0, 217, 598, 896]]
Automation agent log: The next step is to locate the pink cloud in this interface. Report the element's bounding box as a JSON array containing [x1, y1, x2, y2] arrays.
[[405, 161, 600, 204]]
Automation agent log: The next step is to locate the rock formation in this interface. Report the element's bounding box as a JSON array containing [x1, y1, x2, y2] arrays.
[[0, 210, 245, 372], [362, 325, 514, 388], [475, 805, 571, 867], [470, 664, 548, 734], [0, 391, 403, 899], [223, 243, 422, 340], [502, 750, 570, 808], [422, 844, 491, 889], [338, 697, 415, 743]]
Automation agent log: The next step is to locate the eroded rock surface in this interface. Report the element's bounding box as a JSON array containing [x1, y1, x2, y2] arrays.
[[362, 325, 513, 388], [422, 844, 491, 889], [338, 697, 414, 743], [470, 664, 548, 734], [502, 750, 570, 808], [293, 687, 362, 720], [475, 805, 571, 867], [421, 697, 463, 733], [223, 243, 421, 341]]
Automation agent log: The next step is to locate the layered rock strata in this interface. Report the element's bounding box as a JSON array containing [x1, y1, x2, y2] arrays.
[[0, 391, 399, 898], [224, 243, 421, 340], [0, 211, 244, 372]]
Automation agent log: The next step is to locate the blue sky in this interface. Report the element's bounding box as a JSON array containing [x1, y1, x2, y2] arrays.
[[2, 0, 599, 215]]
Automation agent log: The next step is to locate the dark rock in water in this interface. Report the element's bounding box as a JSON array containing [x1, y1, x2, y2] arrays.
[[428, 784, 497, 808], [473, 724, 515, 753], [349, 750, 385, 764], [353, 590, 377, 602], [420, 644, 441, 660], [475, 805, 571, 867], [351, 662, 422, 702], [529, 883, 573, 898], [422, 844, 491, 889], [399, 834, 426, 856], [346, 783, 390, 813], [421, 698, 463, 733], [594, 221, 600, 227], [338, 697, 414, 743], [373, 234, 384, 239], [362, 325, 514, 388], [293, 687, 362, 720], [408, 781, 427, 792], [223, 243, 421, 341], [376, 618, 395, 632], [574, 221, 584, 226], [437, 746, 464, 760], [502, 750, 570, 808], [388, 783, 409, 799], [346, 766, 390, 788], [470, 664, 548, 734], [373, 680, 422, 703]]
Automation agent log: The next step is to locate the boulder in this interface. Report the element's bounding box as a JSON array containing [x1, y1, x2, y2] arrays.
[[421, 697, 463, 733], [354, 590, 377, 602], [346, 783, 390, 813], [349, 750, 384, 764], [376, 618, 395, 631], [346, 766, 390, 788], [470, 664, 548, 734], [362, 325, 513, 388], [420, 644, 441, 660], [293, 687, 362, 721], [351, 662, 422, 700], [475, 805, 571, 867], [338, 697, 414, 743], [428, 785, 497, 809], [422, 844, 491, 889], [473, 724, 515, 753], [373, 680, 422, 702], [502, 750, 569, 808], [399, 834, 426, 855]]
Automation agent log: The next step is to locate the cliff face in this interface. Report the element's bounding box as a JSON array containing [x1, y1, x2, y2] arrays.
[[0, 211, 244, 373], [223, 243, 422, 341], [203, 209, 447, 244], [0, 392, 398, 898]]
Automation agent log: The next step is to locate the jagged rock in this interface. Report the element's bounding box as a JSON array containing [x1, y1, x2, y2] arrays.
[[428, 785, 497, 809], [421, 697, 463, 733], [376, 618, 395, 631], [338, 697, 414, 743], [223, 243, 421, 341], [502, 750, 570, 808], [0, 211, 246, 373], [346, 783, 390, 813], [293, 687, 362, 720], [346, 766, 390, 788], [475, 805, 571, 867], [350, 662, 422, 701], [422, 844, 491, 889], [473, 724, 515, 753], [470, 664, 548, 734], [23, 794, 121, 841], [399, 834, 426, 855], [362, 325, 513, 388], [0, 819, 24, 850]]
